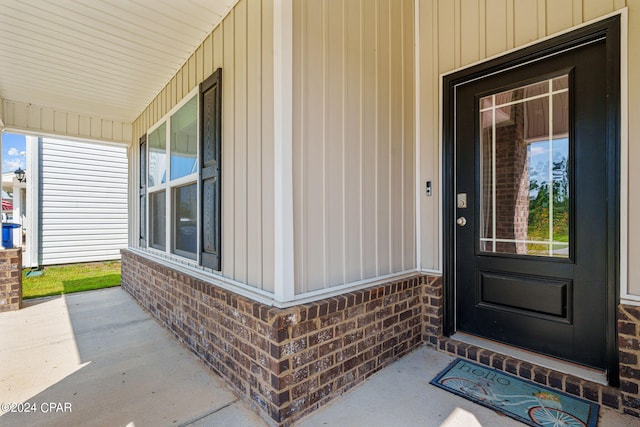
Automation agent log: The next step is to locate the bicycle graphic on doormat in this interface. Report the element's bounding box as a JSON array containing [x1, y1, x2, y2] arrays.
[[442, 377, 586, 427]]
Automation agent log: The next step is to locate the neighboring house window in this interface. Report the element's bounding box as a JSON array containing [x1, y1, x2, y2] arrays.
[[142, 68, 222, 270]]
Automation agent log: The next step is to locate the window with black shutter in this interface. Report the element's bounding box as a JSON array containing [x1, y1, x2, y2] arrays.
[[140, 69, 221, 269]]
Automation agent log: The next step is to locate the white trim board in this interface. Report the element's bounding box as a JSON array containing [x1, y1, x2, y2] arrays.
[[414, 0, 422, 273], [618, 9, 636, 306], [273, 0, 295, 303], [127, 248, 419, 309]]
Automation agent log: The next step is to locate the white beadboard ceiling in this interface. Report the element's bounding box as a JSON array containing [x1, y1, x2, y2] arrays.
[[0, 0, 237, 123]]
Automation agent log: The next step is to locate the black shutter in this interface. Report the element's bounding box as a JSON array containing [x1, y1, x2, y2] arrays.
[[199, 68, 222, 270], [139, 134, 147, 247]]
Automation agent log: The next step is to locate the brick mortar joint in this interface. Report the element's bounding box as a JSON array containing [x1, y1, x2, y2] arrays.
[[279, 314, 424, 378], [272, 317, 424, 397]]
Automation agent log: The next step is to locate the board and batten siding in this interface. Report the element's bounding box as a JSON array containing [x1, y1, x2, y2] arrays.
[[418, 0, 632, 273], [39, 137, 128, 265], [131, 0, 275, 293], [292, 0, 416, 294]]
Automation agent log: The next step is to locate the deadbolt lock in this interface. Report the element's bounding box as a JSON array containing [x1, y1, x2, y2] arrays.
[[457, 193, 467, 209]]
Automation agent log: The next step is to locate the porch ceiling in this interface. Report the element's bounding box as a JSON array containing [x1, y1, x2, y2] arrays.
[[0, 0, 237, 124]]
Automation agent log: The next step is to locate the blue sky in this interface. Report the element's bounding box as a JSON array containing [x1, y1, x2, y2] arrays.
[[1, 132, 26, 173], [528, 138, 569, 181]]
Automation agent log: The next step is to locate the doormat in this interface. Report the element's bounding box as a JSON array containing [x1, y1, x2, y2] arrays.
[[430, 358, 599, 427]]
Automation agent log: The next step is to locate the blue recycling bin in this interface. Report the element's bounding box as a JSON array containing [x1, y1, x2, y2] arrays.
[[2, 223, 21, 248]]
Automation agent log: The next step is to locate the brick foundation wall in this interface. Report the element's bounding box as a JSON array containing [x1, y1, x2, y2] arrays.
[[0, 249, 22, 312], [121, 250, 425, 426], [121, 249, 640, 423]]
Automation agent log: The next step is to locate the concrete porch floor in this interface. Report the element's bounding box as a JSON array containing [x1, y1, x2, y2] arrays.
[[0, 287, 635, 427]]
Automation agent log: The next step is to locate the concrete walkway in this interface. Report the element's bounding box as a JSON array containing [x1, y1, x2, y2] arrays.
[[0, 287, 635, 427], [0, 287, 265, 427]]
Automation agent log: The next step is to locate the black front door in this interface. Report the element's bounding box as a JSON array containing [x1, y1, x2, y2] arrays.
[[446, 18, 619, 371]]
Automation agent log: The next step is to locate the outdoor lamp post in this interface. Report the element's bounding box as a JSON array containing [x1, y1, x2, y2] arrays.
[[15, 168, 25, 183]]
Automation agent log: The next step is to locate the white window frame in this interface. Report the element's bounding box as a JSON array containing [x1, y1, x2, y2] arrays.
[[145, 88, 200, 262]]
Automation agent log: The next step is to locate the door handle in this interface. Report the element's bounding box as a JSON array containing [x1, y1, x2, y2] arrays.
[[456, 217, 467, 226]]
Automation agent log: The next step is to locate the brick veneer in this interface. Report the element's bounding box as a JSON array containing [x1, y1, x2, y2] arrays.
[[619, 305, 640, 417], [121, 250, 424, 426], [424, 283, 640, 419], [121, 249, 640, 424], [0, 249, 22, 312]]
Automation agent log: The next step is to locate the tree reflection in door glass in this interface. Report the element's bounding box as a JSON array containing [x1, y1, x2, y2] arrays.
[[527, 139, 569, 256]]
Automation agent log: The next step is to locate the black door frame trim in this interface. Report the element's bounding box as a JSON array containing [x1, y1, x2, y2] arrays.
[[442, 16, 621, 385]]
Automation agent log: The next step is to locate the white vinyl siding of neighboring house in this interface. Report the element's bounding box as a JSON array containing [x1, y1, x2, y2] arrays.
[[38, 137, 128, 265]]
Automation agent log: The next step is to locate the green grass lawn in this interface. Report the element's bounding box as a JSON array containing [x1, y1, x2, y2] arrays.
[[22, 261, 122, 299]]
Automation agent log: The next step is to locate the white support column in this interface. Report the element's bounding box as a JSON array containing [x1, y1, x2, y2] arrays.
[[12, 178, 25, 256], [273, 0, 295, 303], [128, 142, 137, 249], [25, 136, 39, 267]]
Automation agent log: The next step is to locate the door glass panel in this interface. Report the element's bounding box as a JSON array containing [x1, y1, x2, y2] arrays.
[[552, 75, 569, 91], [479, 75, 570, 257]]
